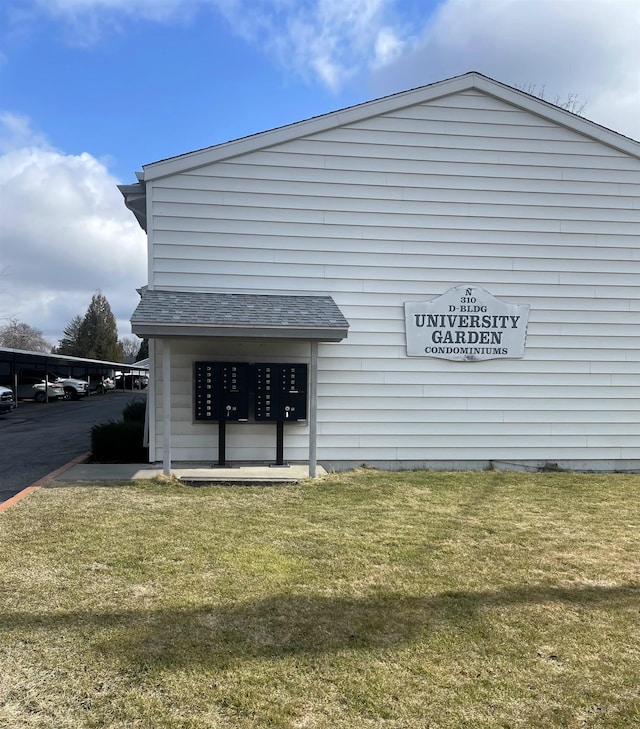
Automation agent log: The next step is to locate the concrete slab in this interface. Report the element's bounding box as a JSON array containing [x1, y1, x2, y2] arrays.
[[52, 463, 325, 485]]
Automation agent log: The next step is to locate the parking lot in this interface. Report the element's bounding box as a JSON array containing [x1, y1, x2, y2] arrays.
[[0, 392, 146, 503]]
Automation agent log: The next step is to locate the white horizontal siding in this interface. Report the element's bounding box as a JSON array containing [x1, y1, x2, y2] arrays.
[[151, 258, 637, 286], [153, 177, 638, 210], [150, 273, 637, 300], [319, 369, 634, 386], [315, 382, 639, 399], [274, 138, 640, 174], [152, 243, 637, 278], [318, 409, 638, 423], [152, 198, 640, 226], [147, 87, 640, 467], [386, 422, 633, 436], [164, 166, 639, 201], [226, 150, 640, 183]]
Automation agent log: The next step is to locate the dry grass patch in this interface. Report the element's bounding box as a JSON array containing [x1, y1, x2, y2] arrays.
[[0, 469, 639, 727]]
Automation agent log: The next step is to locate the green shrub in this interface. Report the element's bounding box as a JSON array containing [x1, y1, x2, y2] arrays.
[[91, 399, 148, 462], [91, 420, 147, 463], [122, 399, 146, 424]]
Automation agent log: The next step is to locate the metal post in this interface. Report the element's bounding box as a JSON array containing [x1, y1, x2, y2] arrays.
[[275, 420, 285, 466], [309, 342, 318, 478], [147, 339, 156, 459], [162, 339, 172, 476], [216, 418, 227, 467]]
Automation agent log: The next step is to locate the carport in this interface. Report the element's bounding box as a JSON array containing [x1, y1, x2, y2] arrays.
[[0, 347, 149, 401]]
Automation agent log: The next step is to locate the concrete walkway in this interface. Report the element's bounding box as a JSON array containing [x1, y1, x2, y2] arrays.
[[52, 462, 325, 485], [1, 457, 325, 512]]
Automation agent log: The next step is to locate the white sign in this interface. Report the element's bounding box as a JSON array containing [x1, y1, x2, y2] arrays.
[[405, 286, 529, 361]]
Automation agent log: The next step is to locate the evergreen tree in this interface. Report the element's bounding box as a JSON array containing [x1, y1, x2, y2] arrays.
[[56, 314, 84, 356], [76, 292, 125, 361], [136, 338, 149, 361]]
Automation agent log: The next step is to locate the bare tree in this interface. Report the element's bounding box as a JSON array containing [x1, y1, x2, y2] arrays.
[[121, 335, 142, 364], [517, 83, 587, 115], [0, 319, 52, 352]]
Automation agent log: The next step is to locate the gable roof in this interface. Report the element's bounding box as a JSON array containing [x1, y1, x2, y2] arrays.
[[141, 71, 640, 181], [131, 290, 350, 341]]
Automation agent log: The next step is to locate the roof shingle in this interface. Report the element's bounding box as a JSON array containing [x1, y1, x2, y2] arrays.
[[131, 290, 349, 342]]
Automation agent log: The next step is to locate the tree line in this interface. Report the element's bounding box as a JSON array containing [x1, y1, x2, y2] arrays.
[[0, 292, 147, 363]]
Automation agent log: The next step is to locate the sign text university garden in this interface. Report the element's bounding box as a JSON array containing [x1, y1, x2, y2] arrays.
[[405, 286, 529, 361]]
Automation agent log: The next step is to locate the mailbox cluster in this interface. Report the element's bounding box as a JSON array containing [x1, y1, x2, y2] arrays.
[[194, 362, 308, 422]]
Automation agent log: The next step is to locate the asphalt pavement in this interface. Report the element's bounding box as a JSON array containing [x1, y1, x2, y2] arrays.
[[0, 391, 145, 503]]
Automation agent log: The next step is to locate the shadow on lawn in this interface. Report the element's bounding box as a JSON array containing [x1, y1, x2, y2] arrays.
[[2, 582, 638, 671]]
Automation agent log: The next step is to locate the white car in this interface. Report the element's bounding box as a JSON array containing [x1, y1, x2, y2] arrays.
[[57, 376, 89, 400], [32, 381, 65, 403], [0, 385, 16, 414], [17, 369, 87, 401], [96, 377, 115, 394]]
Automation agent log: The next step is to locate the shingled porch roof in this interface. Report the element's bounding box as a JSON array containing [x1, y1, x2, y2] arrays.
[[131, 289, 349, 342]]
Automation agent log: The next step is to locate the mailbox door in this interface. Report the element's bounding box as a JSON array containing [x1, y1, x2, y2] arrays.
[[254, 363, 277, 421], [279, 364, 308, 421], [194, 362, 221, 421], [221, 363, 249, 421]]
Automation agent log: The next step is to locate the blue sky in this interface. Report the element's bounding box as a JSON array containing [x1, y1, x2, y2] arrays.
[[1, 0, 639, 345]]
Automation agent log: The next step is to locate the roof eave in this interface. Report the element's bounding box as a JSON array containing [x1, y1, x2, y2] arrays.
[[117, 182, 147, 231], [131, 323, 348, 342]]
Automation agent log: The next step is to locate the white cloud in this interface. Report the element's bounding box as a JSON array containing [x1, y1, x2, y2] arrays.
[[21, 0, 640, 143], [0, 112, 51, 152], [0, 116, 146, 344], [11, 0, 201, 47], [373, 27, 404, 68], [34, 0, 194, 22], [211, 0, 405, 91], [21, 0, 407, 90], [215, 0, 640, 140], [369, 0, 640, 142]]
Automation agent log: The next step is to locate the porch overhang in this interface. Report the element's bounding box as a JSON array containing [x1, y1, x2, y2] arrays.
[[131, 289, 349, 342]]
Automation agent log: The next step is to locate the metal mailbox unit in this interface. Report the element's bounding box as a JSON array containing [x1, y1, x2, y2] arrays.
[[194, 362, 308, 466]]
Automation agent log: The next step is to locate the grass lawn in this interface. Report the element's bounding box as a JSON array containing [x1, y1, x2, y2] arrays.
[[0, 469, 638, 728]]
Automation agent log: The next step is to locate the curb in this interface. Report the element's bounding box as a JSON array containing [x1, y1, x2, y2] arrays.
[[0, 452, 91, 513]]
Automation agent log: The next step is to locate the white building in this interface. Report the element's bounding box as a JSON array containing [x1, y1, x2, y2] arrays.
[[120, 72, 640, 475]]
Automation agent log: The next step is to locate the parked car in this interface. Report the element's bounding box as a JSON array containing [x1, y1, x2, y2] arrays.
[[32, 381, 65, 403], [57, 376, 89, 400], [96, 377, 115, 394], [17, 368, 89, 401], [0, 384, 16, 414], [115, 373, 148, 390]]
